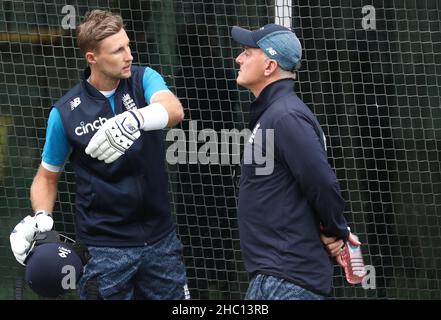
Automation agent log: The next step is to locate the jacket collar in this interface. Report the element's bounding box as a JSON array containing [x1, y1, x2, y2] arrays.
[[248, 78, 296, 129], [82, 67, 125, 99]]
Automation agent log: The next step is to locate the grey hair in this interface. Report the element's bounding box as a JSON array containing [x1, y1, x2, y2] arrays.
[[278, 60, 301, 79]]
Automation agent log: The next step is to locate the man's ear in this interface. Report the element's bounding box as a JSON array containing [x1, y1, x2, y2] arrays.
[[85, 51, 97, 65], [263, 59, 278, 76]]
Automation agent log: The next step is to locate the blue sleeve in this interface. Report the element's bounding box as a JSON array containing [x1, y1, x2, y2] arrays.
[[275, 111, 348, 239], [42, 108, 71, 166], [142, 67, 171, 104]]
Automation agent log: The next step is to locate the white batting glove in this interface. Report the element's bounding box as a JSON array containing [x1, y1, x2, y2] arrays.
[[10, 211, 54, 265], [34, 211, 54, 232], [85, 110, 142, 164]]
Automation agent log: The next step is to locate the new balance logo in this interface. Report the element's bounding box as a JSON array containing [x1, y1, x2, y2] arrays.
[[183, 284, 190, 300], [266, 47, 277, 56], [70, 97, 81, 110], [122, 93, 137, 111], [58, 246, 71, 258]]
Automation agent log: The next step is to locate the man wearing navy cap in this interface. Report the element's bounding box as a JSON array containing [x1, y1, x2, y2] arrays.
[[232, 24, 358, 299]]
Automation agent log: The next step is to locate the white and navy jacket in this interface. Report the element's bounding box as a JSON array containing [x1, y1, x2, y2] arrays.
[[47, 66, 174, 246]]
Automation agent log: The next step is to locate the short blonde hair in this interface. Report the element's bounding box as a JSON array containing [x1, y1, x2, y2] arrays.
[[77, 10, 124, 55]]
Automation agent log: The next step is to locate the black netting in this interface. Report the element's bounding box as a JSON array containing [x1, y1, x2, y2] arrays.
[[1, 0, 440, 299]]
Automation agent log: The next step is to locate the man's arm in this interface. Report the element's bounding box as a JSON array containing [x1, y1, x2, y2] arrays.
[[275, 111, 349, 240], [30, 165, 61, 214], [149, 91, 184, 128], [85, 71, 185, 163], [85, 94, 184, 163], [10, 165, 60, 265], [140, 66, 184, 129]]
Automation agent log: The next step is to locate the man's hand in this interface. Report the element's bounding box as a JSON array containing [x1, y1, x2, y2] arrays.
[[10, 212, 54, 265], [321, 232, 361, 266], [85, 110, 142, 164], [320, 233, 345, 258]]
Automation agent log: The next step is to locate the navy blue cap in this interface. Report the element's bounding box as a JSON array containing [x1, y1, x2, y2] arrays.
[[25, 242, 83, 298], [231, 23, 302, 71]]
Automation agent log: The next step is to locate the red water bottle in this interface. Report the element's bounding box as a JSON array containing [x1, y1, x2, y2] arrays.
[[341, 234, 367, 284]]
